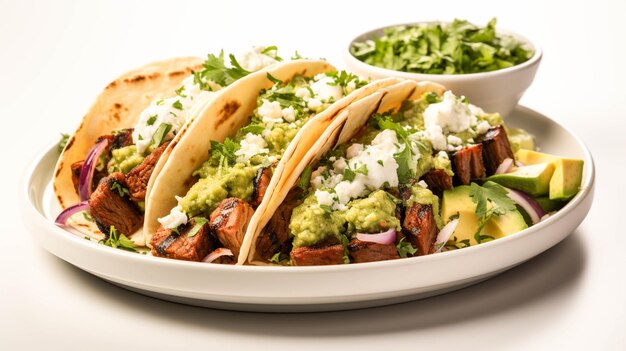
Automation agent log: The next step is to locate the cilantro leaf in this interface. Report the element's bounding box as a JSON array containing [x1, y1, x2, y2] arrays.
[[146, 115, 157, 126], [469, 181, 516, 241], [374, 114, 409, 140], [209, 139, 240, 165], [175, 85, 187, 98], [57, 133, 70, 153], [297, 165, 312, 192], [99, 226, 137, 252], [261, 46, 283, 61], [188, 217, 209, 237], [172, 100, 183, 110], [240, 124, 265, 135], [394, 145, 412, 184], [152, 123, 172, 148], [110, 181, 130, 198], [196, 51, 252, 88], [396, 237, 418, 258], [266, 72, 283, 85]]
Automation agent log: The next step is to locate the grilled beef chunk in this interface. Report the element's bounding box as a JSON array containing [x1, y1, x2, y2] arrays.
[[111, 128, 134, 149], [70, 160, 108, 195], [451, 144, 486, 185], [255, 188, 302, 261], [125, 142, 169, 202], [88, 172, 142, 236], [348, 239, 399, 263], [290, 244, 345, 266], [402, 203, 438, 256], [421, 169, 453, 194], [476, 126, 515, 176], [209, 198, 254, 259], [250, 167, 272, 208], [151, 217, 215, 261]]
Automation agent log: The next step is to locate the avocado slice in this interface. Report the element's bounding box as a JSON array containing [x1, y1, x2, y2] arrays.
[[507, 127, 535, 153], [534, 197, 567, 212], [486, 162, 555, 197], [441, 185, 528, 246], [515, 150, 584, 201]]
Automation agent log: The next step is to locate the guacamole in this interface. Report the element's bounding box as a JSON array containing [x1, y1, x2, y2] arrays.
[[290, 196, 346, 248], [344, 190, 401, 234], [107, 145, 145, 174]]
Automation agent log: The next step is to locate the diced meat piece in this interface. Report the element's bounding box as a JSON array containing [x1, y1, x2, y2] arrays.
[[476, 126, 515, 176], [209, 198, 255, 259], [255, 188, 302, 261], [290, 244, 345, 266], [421, 169, 453, 194], [88, 172, 142, 236], [348, 239, 399, 263], [250, 167, 272, 208], [151, 217, 215, 261], [111, 128, 134, 149], [451, 144, 486, 185], [402, 203, 438, 256], [125, 142, 169, 202]]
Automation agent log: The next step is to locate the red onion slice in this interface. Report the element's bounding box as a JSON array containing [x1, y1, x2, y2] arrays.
[[202, 248, 234, 263], [505, 188, 546, 224], [78, 139, 109, 201], [356, 229, 396, 245], [55, 201, 89, 226], [495, 158, 514, 174], [434, 218, 460, 253]]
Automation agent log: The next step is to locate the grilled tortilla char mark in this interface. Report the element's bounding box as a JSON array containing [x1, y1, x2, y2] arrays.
[[151, 217, 215, 261], [256, 188, 302, 261], [402, 203, 439, 256], [451, 144, 486, 185], [290, 244, 345, 266], [250, 167, 272, 209], [348, 239, 400, 263], [88, 172, 142, 236], [421, 169, 453, 195], [125, 141, 170, 202], [209, 198, 254, 259], [476, 126, 515, 176]]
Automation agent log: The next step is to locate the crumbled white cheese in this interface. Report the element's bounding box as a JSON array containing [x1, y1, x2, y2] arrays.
[[235, 133, 268, 163], [307, 98, 322, 110], [346, 143, 363, 159], [423, 90, 472, 133], [421, 125, 447, 151], [236, 46, 278, 72], [258, 99, 284, 124], [315, 189, 336, 207], [332, 158, 348, 173], [476, 120, 492, 135], [158, 196, 188, 229], [295, 87, 311, 99], [310, 75, 343, 103], [281, 106, 296, 122], [447, 135, 463, 145]]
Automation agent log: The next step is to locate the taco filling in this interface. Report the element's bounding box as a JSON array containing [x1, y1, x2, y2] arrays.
[[254, 89, 532, 265], [153, 71, 368, 263], [55, 47, 281, 243]]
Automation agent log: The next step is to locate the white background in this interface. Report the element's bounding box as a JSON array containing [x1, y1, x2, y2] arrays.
[[2, 0, 626, 349]]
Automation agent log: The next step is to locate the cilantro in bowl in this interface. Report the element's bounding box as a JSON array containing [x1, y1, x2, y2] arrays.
[[350, 18, 534, 74]]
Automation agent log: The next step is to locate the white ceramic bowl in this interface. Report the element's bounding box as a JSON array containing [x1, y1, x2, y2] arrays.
[[344, 23, 542, 117]]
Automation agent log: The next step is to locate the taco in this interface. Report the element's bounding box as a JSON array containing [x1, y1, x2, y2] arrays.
[[144, 60, 404, 263], [244, 79, 529, 266], [54, 47, 282, 246]]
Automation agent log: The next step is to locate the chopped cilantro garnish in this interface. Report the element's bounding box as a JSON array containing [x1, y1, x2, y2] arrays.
[[188, 217, 208, 237], [240, 124, 265, 135], [266, 72, 283, 85], [196, 51, 251, 88], [377, 160, 384, 166], [172, 100, 183, 110], [57, 133, 70, 153], [99, 226, 137, 252], [152, 123, 172, 148], [209, 139, 240, 165], [261, 46, 283, 61], [396, 237, 418, 258], [146, 115, 157, 126], [156, 99, 165, 106], [339, 234, 350, 264], [351, 18, 534, 74], [175, 85, 187, 98], [393, 145, 412, 184], [319, 204, 333, 214], [110, 181, 130, 198], [297, 165, 313, 192], [469, 181, 516, 242]]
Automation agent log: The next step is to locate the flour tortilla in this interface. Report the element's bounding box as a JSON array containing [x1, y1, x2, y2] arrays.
[[245, 79, 446, 265], [53, 57, 204, 244]]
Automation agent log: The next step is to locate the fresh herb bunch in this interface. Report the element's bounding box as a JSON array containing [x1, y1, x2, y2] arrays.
[[351, 18, 533, 74]]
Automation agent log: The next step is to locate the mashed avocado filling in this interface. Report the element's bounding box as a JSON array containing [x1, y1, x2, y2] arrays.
[[107, 145, 146, 174]]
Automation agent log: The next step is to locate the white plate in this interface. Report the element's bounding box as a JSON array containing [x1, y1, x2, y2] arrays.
[[20, 105, 594, 313]]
